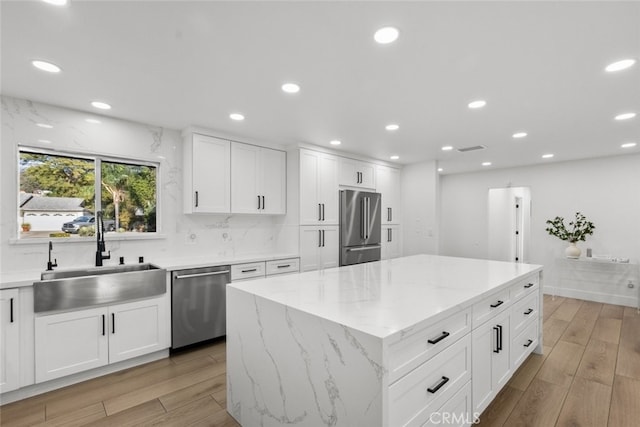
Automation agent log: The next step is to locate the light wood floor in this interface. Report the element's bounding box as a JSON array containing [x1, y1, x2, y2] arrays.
[[1, 295, 639, 426]]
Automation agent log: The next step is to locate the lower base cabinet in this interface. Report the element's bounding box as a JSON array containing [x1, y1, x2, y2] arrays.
[[0, 289, 20, 393], [35, 296, 168, 383], [299, 225, 339, 272]]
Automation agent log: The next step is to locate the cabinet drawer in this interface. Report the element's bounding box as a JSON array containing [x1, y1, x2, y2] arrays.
[[511, 291, 539, 337], [511, 319, 539, 369], [423, 381, 473, 427], [231, 262, 266, 281], [266, 258, 299, 276], [388, 309, 471, 383], [389, 334, 472, 427], [472, 288, 511, 327], [510, 274, 539, 301]]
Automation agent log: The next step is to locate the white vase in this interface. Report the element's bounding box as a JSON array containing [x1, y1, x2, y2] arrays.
[[565, 242, 581, 259]]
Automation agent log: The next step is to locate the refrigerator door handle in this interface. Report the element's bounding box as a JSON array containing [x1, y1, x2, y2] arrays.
[[361, 198, 365, 238], [346, 245, 381, 252], [366, 197, 370, 239]]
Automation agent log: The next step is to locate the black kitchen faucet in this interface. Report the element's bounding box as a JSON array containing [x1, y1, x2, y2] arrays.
[[95, 211, 111, 266]]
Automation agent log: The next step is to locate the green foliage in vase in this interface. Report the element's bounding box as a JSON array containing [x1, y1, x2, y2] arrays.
[[545, 212, 595, 242]]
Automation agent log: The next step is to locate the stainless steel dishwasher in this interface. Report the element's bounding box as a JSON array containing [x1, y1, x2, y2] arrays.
[[171, 265, 230, 349]]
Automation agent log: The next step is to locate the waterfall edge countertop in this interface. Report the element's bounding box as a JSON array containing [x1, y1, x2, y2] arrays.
[[228, 253, 543, 339], [0, 252, 298, 289]]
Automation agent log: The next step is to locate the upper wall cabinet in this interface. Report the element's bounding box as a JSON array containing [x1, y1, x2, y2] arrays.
[[376, 165, 401, 224], [183, 133, 231, 214], [231, 142, 286, 215], [339, 158, 376, 189], [300, 149, 339, 225]]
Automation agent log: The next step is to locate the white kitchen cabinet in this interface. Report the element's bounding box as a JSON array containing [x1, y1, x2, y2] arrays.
[[339, 157, 375, 189], [299, 149, 339, 225], [381, 225, 401, 260], [471, 309, 511, 415], [183, 133, 231, 214], [108, 298, 168, 364], [299, 225, 339, 272], [35, 296, 168, 383], [0, 289, 20, 393], [231, 142, 286, 214], [376, 165, 401, 224]]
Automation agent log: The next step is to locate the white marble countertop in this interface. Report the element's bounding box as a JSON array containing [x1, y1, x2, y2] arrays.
[[0, 252, 298, 289], [228, 254, 543, 340]]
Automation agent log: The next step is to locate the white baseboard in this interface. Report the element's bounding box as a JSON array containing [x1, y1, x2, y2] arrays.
[[544, 286, 639, 308]]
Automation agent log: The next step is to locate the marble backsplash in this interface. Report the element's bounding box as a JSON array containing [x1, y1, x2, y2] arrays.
[[0, 96, 293, 273]]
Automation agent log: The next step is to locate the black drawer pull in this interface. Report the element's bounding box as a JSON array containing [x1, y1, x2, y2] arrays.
[[428, 331, 450, 345], [490, 300, 504, 308], [524, 308, 533, 315], [524, 283, 534, 288], [102, 314, 105, 336], [277, 264, 291, 269], [112, 313, 115, 334], [427, 376, 450, 394], [241, 268, 257, 273], [524, 339, 533, 347], [10, 298, 14, 323]]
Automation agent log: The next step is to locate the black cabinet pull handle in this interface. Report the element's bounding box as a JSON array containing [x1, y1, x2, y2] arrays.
[[322, 203, 325, 221], [112, 313, 115, 334], [102, 314, 105, 336], [497, 324, 503, 351], [319, 230, 322, 247], [10, 298, 14, 323], [428, 331, 450, 345], [241, 268, 257, 273], [524, 308, 533, 315], [277, 264, 291, 269], [319, 204, 322, 221], [524, 339, 533, 347], [195, 191, 199, 207], [490, 300, 504, 308], [427, 376, 449, 394], [322, 230, 325, 247], [262, 195, 265, 210], [493, 326, 500, 353], [258, 195, 261, 210], [524, 283, 534, 289]]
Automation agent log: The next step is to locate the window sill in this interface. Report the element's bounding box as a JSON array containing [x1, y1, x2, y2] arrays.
[[9, 233, 167, 245]]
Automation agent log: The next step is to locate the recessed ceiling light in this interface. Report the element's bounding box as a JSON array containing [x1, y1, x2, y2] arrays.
[[281, 83, 300, 94], [32, 60, 61, 73], [542, 153, 554, 159], [229, 113, 245, 121], [91, 101, 111, 110], [437, 168, 443, 172], [38, 139, 52, 144], [512, 132, 527, 138], [468, 100, 487, 109], [390, 155, 399, 160], [605, 59, 636, 72], [374, 27, 399, 44], [482, 162, 492, 166], [85, 118, 101, 124], [621, 142, 637, 148], [42, 0, 68, 5], [441, 146, 454, 151], [385, 124, 399, 131], [36, 123, 53, 129], [330, 140, 341, 146], [615, 112, 636, 121]]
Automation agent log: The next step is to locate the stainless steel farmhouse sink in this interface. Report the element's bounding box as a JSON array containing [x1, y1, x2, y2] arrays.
[[34, 263, 167, 313]]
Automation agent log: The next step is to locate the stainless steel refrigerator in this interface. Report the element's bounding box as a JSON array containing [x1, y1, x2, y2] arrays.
[[339, 189, 382, 266]]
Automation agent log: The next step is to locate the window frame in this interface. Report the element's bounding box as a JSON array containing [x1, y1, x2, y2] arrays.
[[17, 146, 161, 242]]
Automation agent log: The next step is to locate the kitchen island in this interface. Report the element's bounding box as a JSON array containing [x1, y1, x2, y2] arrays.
[[226, 254, 543, 426]]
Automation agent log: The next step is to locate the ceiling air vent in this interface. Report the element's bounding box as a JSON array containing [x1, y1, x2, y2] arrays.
[[456, 145, 486, 153]]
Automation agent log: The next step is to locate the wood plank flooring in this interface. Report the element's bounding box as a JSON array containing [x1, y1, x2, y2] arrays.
[[1, 295, 638, 426]]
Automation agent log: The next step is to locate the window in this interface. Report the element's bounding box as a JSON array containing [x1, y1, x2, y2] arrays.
[[19, 148, 158, 239]]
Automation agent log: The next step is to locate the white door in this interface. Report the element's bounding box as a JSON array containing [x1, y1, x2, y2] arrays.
[[318, 155, 339, 224], [300, 150, 321, 224], [377, 165, 400, 224], [382, 225, 401, 260], [492, 312, 511, 391], [0, 289, 19, 393], [358, 161, 376, 189], [231, 142, 261, 213], [319, 226, 339, 270], [300, 226, 322, 272], [35, 307, 109, 383], [192, 134, 231, 213], [108, 297, 168, 363], [261, 148, 286, 214], [471, 319, 494, 414]]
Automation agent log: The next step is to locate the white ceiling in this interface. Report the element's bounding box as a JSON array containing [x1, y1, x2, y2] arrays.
[[2, 1, 638, 174]]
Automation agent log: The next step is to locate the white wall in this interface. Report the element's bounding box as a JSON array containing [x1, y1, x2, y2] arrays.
[[440, 154, 640, 291], [401, 160, 439, 255], [1, 96, 282, 273]]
